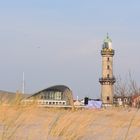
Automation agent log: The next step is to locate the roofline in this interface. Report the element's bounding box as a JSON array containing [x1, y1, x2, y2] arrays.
[[26, 85, 71, 99]]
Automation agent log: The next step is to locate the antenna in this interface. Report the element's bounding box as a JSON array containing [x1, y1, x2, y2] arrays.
[[22, 72, 25, 94]]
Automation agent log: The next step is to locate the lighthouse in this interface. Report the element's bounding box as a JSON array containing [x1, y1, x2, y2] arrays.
[[99, 34, 115, 105]]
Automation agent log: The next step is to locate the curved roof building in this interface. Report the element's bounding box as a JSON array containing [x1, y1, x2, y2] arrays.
[[25, 85, 73, 106]]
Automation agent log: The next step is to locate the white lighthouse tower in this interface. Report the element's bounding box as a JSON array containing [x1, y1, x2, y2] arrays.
[[99, 34, 115, 105]]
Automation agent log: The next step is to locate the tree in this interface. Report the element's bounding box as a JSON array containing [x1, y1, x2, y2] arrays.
[[114, 73, 140, 97]]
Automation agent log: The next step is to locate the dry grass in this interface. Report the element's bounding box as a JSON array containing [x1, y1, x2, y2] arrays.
[[0, 96, 140, 140]]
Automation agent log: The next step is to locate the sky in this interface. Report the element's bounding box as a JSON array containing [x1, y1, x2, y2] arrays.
[[0, 0, 140, 98]]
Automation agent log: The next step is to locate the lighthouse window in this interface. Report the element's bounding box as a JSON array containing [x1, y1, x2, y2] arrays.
[[107, 57, 109, 61], [107, 65, 110, 69], [107, 74, 109, 78], [107, 96, 110, 101]]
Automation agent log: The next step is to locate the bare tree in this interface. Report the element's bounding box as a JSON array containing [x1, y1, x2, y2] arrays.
[[114, 73, 140, 97], [128, 72, 140, 96], [114, 75, 129, 97]]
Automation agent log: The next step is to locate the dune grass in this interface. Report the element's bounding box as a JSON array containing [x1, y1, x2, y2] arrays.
[[0, 95, 139, 140]]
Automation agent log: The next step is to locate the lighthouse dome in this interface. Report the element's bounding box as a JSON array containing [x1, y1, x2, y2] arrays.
[[103, 34, 112, 49], [104, 34, 112, 43]]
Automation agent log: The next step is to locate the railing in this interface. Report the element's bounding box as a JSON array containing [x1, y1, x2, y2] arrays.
[[99, 77, 116, 84], [101, 49, 115, 56]]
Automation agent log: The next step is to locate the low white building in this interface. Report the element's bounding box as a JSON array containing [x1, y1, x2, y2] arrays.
[[23, 85, 73, 107]]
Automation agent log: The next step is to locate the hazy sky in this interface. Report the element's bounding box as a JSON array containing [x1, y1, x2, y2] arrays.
[[0, 0, 140, 98]]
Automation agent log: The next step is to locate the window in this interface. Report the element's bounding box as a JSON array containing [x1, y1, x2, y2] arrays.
[[107, 65, 110, 69], [107, 74, 109, 78], [49, 91, 54, 99], [107, 96, 110, 101], [55, 92, 62, 100], [107, 57, 110, 61], [46, 93, 49, 99]]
